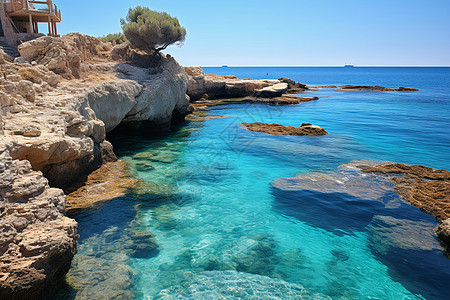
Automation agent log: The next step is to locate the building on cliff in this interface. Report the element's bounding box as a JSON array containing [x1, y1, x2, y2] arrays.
[[0, 0, 61, 47]]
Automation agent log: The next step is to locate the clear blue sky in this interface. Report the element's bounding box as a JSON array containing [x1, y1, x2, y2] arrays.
[[54, 0, 450, 66]]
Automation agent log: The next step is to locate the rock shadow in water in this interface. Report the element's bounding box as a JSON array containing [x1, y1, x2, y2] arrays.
[[271, 188, 385, 235], [271, 165, 450, 299], [368, 215, 450, 300], [70, 196, 137, 242]]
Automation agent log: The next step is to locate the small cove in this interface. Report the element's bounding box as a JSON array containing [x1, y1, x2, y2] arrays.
[[61, 67, 450, 299]]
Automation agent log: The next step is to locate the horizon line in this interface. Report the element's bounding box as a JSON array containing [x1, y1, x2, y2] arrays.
[[194, 65, 450, 68]]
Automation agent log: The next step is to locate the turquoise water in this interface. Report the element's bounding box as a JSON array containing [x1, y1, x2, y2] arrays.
[[63, 67, 450, 299]]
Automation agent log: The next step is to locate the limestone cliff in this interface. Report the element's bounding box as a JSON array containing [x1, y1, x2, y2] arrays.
[[1, 33, 189, 187], [0, 33, 190, 299]]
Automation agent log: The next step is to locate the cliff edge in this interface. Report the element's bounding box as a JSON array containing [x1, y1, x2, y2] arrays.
[[0, 33, 189, 298]]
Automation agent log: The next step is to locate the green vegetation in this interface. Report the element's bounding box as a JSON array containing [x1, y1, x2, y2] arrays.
[[98, 33, 127, 45], [121, 6, 186, 53]]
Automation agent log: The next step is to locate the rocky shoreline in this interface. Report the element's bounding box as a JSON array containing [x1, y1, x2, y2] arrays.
[[1, 33, 191, 298], [0, 33, 446, 298]]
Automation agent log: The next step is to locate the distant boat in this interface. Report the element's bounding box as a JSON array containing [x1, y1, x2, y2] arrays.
[[344, 64, 355, 68], [222, 65, 228, 67]]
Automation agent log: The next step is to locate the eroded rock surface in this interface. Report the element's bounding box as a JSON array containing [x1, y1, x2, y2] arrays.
[[241, 122, 328, 136], [254, 82, 288, 98], [272, 160, 450, 252], [65, 161, 139, 213], [184, 66, 307, 100], [347, 161, 450, 249], [0, 142, 78, 300], [2, 34, 189, 187], [1, 33, 190, 299], [358, 163, 450, 222]]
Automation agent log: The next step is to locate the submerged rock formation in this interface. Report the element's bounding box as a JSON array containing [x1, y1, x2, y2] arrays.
[[241, 122, 328, 136], [356, 162, 450, 249], [271, 160, 449, 251], [65, 161, 140, 213], [157, 270, 331, 299], [0, 141, 78, 299]]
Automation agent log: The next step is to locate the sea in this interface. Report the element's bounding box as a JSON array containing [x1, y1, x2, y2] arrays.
[[59, 67, 450, 299]]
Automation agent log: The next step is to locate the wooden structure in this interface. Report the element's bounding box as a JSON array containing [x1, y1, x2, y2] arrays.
[[0, 0, 61, 39]]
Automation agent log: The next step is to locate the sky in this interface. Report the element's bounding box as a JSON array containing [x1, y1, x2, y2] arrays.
[[49, 0, 450, 66]]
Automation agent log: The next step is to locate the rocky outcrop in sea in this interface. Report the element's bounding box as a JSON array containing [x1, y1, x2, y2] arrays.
[[241, 122, 328, 136], [184, 66, 308, 100]]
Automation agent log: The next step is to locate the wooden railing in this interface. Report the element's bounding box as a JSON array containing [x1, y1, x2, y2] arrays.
[[8, 0, 61, 20]]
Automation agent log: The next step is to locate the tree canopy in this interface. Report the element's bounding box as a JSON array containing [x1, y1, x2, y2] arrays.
[[121, 7, 186, 53]]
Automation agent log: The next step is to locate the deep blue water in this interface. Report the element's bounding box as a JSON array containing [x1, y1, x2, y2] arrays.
[[64, 67, 450, 299]]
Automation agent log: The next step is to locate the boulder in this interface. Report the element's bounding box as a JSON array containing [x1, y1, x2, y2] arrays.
[[253, 82, 289, 98], [278, 76, 308, 90], [435, 219, 450, 249], [18, 33, 106, 78], [184, 66, 280, 100]]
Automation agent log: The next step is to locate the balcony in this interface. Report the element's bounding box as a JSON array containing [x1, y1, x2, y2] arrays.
[[3, 0, 61, 36]]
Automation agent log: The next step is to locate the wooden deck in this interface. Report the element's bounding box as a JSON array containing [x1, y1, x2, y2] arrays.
[[4, 0, 61, 36]]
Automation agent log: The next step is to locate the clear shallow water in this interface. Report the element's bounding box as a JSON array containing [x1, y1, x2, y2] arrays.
[[63, 67, 450, 299]]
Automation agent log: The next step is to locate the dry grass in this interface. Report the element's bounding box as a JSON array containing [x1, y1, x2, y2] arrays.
[[17, 67, 43, 83], [81, 72, 118, 83]]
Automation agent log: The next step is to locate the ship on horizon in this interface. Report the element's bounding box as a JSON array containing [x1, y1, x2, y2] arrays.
[[344, 64, 355, 68]]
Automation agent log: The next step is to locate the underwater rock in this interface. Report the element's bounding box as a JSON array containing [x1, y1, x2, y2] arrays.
[[241, 122, 328, 136], [243, 95, 319, 105], [66, 161, 139, 213], [354, 161, 450, 247], [435, 219, 450, 249], [65, 224, 158, 298], [368, 215, 441, 253], [135, 161, 155, 172], [230, 234, 278, 276], [66, 254, 135, 300], [270, 165, 426, 234], [127, 231, 159, 258], [133, 152, 156, 160], [148, 153, 178, 164], [131, 181, 178, 198], [156, 270, 331, 299]]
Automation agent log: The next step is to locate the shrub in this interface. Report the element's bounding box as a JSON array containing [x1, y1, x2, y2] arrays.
[[98, 33, 127, 45], [121, 7, 186, 53]]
